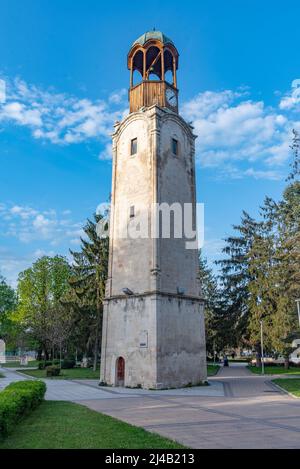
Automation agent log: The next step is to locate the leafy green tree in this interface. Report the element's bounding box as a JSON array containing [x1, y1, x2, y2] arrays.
[[0, 274, 18, 349], [67, 213, 109, 371], [15, 256, 71, 359]]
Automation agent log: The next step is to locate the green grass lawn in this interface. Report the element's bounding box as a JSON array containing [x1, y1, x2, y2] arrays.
[[207, 364, 220, 376], [248, 365, 300, 375], [0, 401, 185, 449], [2, 360, 39, 368], [17, 367, 100, 380], [272, 378, 300, 397]]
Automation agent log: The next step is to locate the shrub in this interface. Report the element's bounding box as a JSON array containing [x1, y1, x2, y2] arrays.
[[38, 361, 52, 370], [0, 380, 46, 438], [46, 365, 60, 377], [61, 359, 75, 369]]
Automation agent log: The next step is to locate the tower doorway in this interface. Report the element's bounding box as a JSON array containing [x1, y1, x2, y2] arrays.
[[116, 357, 125, 386]]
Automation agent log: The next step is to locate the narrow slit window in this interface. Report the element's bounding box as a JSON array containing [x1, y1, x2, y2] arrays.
[[172, 138, 178, 155], [131, 138, 137, 155], [130, 206, 135, 218]]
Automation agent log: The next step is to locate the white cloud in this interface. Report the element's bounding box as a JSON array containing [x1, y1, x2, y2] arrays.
[[98, 142, 112, 160], [109, 88, 127, 105], [0, 77, 127, 145], [243, 168, 283, 181], [33, 249, 56, 259], [1, 75, 300, 180], [0, 202, 84, 245], [182, 84, 299, 179], [279, 79, 300, 111]]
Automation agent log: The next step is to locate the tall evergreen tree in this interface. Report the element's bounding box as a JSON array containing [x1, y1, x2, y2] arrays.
[[198, 254, 222, 356], [68, 213, 109, 370], [287, 129, 300, 181], [247, 134, 300, 367], [216, 212, 263, 352]]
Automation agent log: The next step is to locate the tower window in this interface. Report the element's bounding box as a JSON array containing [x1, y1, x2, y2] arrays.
[[172, 138, 179, 155], [131, 138, 137, 155], [129, 205, 135, 218]]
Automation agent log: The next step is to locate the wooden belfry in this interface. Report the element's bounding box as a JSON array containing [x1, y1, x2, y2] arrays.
[[127, 31, 179, 113]]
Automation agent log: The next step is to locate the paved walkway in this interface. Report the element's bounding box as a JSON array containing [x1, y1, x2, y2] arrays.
[[2, 363, 300, 448], [79, 364, 300, 449], [0, 367, 224, 400], [0, 368, 31, 390]]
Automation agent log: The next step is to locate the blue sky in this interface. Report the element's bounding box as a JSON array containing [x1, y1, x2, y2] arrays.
[[1, 0, 300, 286]]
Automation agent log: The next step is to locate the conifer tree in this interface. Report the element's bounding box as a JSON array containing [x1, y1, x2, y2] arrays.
[[68, 213, 109, 371], [217, 212, 263, 352]]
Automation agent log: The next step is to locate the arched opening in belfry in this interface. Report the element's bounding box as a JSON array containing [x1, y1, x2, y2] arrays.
[[146, 46, 162, 80], [115, 356, 125, 386], [132, 69, 143, 86], [132, 50, 144, 86], [164, 49, 175, 85]]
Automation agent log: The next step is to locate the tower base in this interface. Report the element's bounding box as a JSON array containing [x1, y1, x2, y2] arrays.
[[100, 292, 207, 389]]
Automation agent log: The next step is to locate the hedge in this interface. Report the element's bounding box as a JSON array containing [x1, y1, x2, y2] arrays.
[[46, 365, 60, 377], [61, 359, 75, 369], [0, 380, 46, 438]]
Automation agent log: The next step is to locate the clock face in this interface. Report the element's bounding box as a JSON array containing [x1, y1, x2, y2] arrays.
[[166, 88, 177, 107]]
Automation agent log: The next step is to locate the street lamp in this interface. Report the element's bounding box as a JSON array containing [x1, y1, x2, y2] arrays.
[[296, 299, 300, 328], [260, 320, 265, 375]]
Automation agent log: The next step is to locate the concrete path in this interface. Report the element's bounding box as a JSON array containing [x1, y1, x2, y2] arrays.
[[0, 368, 31, 390], [79, 364, 300, 449], [0, 367, 223, 400], [2, 363, 300, 448]]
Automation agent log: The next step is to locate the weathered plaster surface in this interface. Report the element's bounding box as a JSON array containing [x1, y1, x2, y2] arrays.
[[100, 106, 206, 389]]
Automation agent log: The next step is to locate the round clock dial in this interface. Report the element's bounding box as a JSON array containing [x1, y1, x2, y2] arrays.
[[166, 88, 177, 107]]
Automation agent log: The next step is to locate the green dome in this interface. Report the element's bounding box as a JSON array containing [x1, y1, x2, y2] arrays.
[[132, 30, 174, 47]]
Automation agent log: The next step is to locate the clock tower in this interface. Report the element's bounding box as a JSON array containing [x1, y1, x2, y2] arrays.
[[100, 31, 207, 389]]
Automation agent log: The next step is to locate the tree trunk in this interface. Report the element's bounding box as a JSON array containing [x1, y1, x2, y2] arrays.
[[93, 329, 99, 372], [44, 348, 49, 361], [255, 344, 261, 367], [284, 357, 290, 370], [255, 355, 262, 367], [37, 348, 43, 361]]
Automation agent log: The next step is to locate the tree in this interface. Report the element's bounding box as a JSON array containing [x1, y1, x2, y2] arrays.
[[287, 129, 300, 181], [217, 212, 264, 352], [198, 253, 224, 357], [247, 227, 277, 358], [247, 174, 300, 367], [67, 213, 109, 371], [15, 256, 71, 359], [44, 304, 74, 366], [0, 274, 18, 349]]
